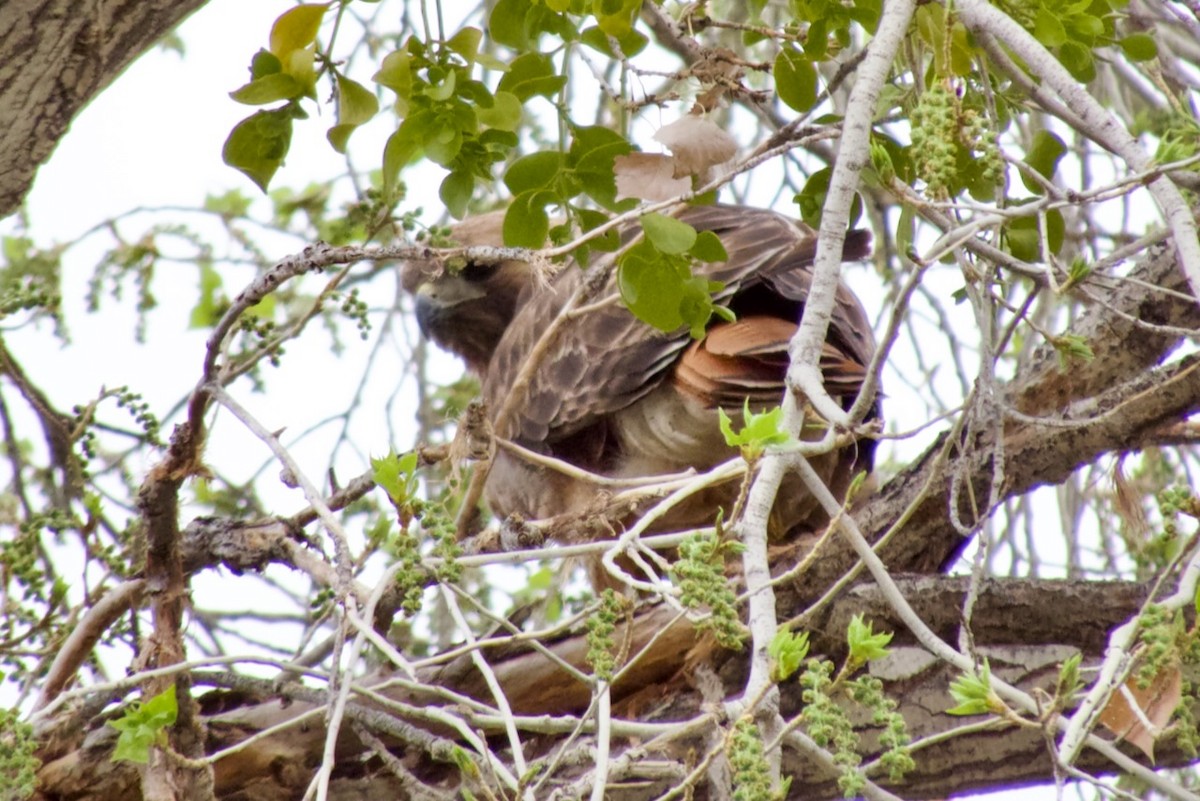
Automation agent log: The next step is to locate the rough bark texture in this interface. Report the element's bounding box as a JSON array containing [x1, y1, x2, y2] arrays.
[[0, 0, 209, 217], [31, 577, 1176, 801]]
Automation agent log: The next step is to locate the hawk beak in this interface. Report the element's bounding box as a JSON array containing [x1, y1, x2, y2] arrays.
[[413, 278, 487, 341]]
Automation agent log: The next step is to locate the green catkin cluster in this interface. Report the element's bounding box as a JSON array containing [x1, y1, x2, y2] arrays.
[[0, 708, 39, 801], [910, 82, 1004, 198], [0, 279, 59, 320], [800, 659, 864, 797], [113, 388, 161, 445], [910, 83, 959, 199], [960, 109, 1005, 188], [337, 288, 372, 339], [729, 719, 775, 801], [671, 532, 746, 649], [585, 589, 627, 681], [848, 675, 915, 781], [391, 528, 426, 617], [238, 314, 283, 367]]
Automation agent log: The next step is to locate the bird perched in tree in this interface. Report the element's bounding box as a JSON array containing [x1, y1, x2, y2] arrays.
[[402, 204, 878, 560]]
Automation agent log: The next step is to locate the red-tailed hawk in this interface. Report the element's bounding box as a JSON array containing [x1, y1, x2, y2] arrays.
[[403, 204, 877, 551]]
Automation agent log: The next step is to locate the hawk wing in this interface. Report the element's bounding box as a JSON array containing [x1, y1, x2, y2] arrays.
[[484, 204, 875, 468]]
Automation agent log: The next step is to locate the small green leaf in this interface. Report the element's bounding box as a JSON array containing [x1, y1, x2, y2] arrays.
[[640, 213, 697, 255], [249, 49, 282, 80], [947, 661, 997, 716], [1003, 208, 1064, 261], [109, 685, 178, 764], [477, 91, 522, 131], [1119, 33, 1157, 62], [371, 450, 419, 505], [327, 73, 380, 153], [446, 26, 484, 64], [718, 399, 790, 459], [1033, 7, 1067, 47], [504, 151, 564, 195], [1059, 41, 1096, 82], [374, 50, 414, 97], [617, 240, 687, 331], [579, 25, 648, 58], [1021, 130, 1067, 193], [230, 73, 305, 105], [847, 613, 892, 664], [1055, 653, 1084, 702], [189, 263, 225, 329], [269, 3, 329, 58], [496, 53, 567, 101], [382, 111, 434, 193], [1052, 331, 1095, 369], [489, 0, 534, 49], [440, 171, 475, 219], [504, 191, 553, 248], [222, 106, 298, 192], [775, 47, 819, 112], [768, 629, 811, 681], [426, 69, 458, 102], [690, 230, 729, 263]]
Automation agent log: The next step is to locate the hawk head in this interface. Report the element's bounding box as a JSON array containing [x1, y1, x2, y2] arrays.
[[400, 212, 533, 374]]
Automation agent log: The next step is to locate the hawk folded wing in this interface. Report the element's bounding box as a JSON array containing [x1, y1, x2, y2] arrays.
[[404, 204, 878, 539]]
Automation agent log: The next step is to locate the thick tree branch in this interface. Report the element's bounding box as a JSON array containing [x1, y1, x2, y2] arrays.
[[0, 0, 210, 217]]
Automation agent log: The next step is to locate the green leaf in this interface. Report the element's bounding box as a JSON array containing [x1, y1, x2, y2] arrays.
[[504, 151, 564, 195], [1003, 208, 1064, 261], [579, 25, 649, 57], [425, 69, 457, 102], [718, 399, 790, 459], [189, 263, 225, 329], [794, 167, 862, 228], [222, 106, 298, 192], [1034, 7, 1067, 47], [440, 171, 475, 220], [496, 52, 567, 101], [109, 685, 178, 764], [1021, 130, 1067, 193], [690, 230, 728, 263], [382, 111, 434, 193], [1052, 331, 1095, 368], [229, 73, 305, 105], [249, 49, 282, 80], [504, 191, 554, 248], [327, 73, 380, 153], [1059, 41, 1095, 82], [769, 629, 811, 682], [374, 50, 414, 97], [371, 450, 419, 506], [269, 4, 329, 58], [847, 613, 893, 664], [617, 240, 687, 331], [775, 47, 819, 112], [1119, 33, 1157, 62], [947, 661, 997, 716], [477, 91, 523, 130], [595, 0, 640, 36], [203, 190, 252, 219], [490, 0, 534, 49], [640, 213, 697, 255], [678, 276, 722, 340], [446, 27, 484, 64], [570, 126, 633, 209]]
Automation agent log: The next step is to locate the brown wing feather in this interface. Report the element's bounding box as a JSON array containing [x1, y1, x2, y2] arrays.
[[484, 205, 876, 456]]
